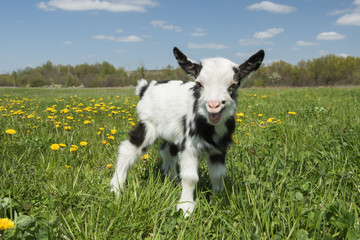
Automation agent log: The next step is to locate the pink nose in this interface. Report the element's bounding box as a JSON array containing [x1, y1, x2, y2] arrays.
[[208, 100, 220, 109]]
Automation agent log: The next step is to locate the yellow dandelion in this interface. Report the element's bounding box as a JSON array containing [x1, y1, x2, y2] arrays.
[[235, 112, 244, 117], [111, 129, 117, 134], [142, 154, 149, 160], [59, 143, 66, 147], [65, 165, 70, 168], [99, 127, 104, 131], [5, 129, 16, 135], [64, 126, 72, 131], [107, 135, 114, 140], [106, 164, 112, 169], [83, 120, 91, 125], [288, 112, 296, 115], [80, 141, 88, 146], [267, 118, 275, 123], [102, 140, 107, 145], [0, 218, 15, 231], [50, 144, 60, 150]]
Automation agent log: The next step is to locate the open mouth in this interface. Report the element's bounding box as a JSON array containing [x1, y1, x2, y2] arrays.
[[208, 108, 224, 124]]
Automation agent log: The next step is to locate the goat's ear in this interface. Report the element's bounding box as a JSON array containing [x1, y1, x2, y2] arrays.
[[173, 47, 202, 78], [234, 49, 265, 85]]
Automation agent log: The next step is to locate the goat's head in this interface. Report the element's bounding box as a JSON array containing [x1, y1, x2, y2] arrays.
[[174, 47, 264, 125]]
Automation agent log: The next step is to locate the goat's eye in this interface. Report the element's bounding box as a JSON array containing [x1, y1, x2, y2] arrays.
[[195, 81, 203, 89], [228, 83, 237, 93]]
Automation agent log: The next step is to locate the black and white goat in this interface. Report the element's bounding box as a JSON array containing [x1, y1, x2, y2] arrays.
[[110, 47, 265, 217]]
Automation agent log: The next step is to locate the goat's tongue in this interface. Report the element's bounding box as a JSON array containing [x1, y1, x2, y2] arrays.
[[209, 112, 221, 122]]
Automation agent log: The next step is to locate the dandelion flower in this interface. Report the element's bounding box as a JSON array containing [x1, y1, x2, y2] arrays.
[[59, 143, 66, 147], [111, 129, 117, 134], [5, 129, 16, 135], [0, 218, 15, 231], [83, 120, 91, 125], [142, 154, 149, 160], [50, 144, 60, 150], [106, 164, 112, 169], [102, 140, 107, 145], [235, 112, 244, 117], [107, 135, 114, 140], [288, 112, 296, 115], [65, 165, 70, 168], [80, 141, 88, 146]]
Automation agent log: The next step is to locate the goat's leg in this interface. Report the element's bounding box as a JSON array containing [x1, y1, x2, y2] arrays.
[[177, 144, 199, 218], [110, 122, 157, 194], [159, 142, 178, 181], [207, 152, 227, 193]]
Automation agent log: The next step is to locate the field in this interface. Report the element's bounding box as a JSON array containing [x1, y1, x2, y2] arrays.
[[1, 87, 360, 239]]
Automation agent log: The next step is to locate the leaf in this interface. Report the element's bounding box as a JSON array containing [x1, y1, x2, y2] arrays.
[[295, 191, 304, 201], [246, 174, 259, 184], [15, 215, 34, 228], [296, 229, 309, 240]]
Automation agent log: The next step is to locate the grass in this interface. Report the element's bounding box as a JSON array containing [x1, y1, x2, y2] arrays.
[[1, 87, 360, 239]]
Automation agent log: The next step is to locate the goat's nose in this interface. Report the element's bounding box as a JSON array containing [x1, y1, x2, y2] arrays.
[[208, 100, 221, 109]]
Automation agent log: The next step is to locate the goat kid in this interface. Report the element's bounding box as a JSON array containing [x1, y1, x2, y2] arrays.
[[110, 47, 265, 217]]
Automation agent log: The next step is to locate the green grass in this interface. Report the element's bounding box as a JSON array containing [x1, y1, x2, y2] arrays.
[[1, 87, 360, 239]]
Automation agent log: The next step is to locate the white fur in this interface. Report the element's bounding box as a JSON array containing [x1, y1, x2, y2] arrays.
[[110, 49, 264, 217]]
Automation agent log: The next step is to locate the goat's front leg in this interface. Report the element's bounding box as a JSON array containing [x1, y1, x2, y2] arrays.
[[177, 145, 199, 218], [207, 151, 227, 193]]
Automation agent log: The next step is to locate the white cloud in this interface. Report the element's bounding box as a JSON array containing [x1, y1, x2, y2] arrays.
[[296, 40, 318, 46], [64, 41, 73, 45], [116, 29, 124, 33], [253, 28, 284, 39], [335, 0, 360, 26], [188, 42, 229, 49], [92, 35, 142, 42], [339, 53, 349, 58], [150, 20, 182, 32], [236, 52, 252, 58], [247, 1, 296, 14], [191, 28, 205, 37], [336, 13, 360, 26], [37, 0, 158, 12], [327, 9, 350, 16], [317, 32, 346, 40], [238, 38, 273, 46]]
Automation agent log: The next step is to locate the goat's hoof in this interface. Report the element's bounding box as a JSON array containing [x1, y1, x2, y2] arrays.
[[177, 201, 195, 218]]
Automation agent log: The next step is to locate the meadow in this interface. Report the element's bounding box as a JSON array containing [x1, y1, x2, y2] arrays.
[[1, 86, 359, 239]]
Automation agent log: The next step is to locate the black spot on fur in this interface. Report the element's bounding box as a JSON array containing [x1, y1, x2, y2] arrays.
[[129, 122, 146, 147], [219, 117, 236, 148], [182, 116, 187, 135], [194, 115, 216, 146], [209, 154, 225, 164], [138, 85, 148, 99], [169, 144, 179, 156], [161, 142, 179, 156], [180, 138, 186, 152]]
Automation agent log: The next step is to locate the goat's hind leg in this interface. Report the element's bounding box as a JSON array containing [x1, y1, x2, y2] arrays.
[[110, 122, 156, 194], [159, 142, 179, 181]]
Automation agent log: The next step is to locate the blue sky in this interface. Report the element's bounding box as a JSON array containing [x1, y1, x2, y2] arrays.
[[1, 0, 360, 74]]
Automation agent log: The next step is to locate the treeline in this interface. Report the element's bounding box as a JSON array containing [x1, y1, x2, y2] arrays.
[[246, 54, 360, 87], [0, 54, 359, 88]]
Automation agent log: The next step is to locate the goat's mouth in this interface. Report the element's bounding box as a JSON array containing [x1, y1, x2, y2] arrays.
[[208, 108, 224, 124]]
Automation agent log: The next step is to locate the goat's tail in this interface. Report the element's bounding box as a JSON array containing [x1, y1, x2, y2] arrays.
[[135, 79, 148, 97]]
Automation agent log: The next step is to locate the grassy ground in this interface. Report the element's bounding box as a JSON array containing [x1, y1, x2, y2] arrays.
[[1, 87, 360, 239]]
